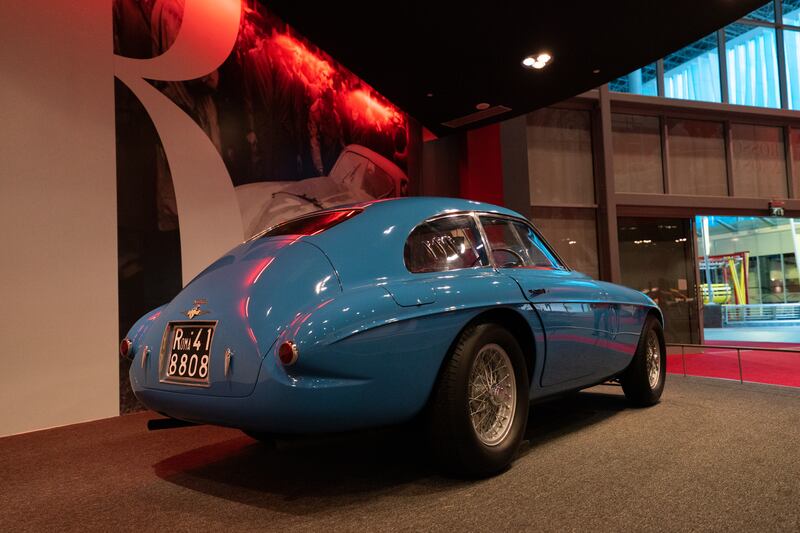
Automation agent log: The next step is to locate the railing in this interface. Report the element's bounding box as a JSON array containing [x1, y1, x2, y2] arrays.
[[722, 303, 800, 324], [667, 343, 800, 385]]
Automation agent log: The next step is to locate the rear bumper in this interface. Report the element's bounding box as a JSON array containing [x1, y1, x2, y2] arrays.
[[132, 352, 422, 434]]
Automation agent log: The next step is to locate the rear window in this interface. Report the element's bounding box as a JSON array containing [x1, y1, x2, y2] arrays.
[[258, 209, 361, 238]]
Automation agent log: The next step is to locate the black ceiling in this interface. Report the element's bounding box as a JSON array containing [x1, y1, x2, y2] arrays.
[[264, 1, 769, 136]]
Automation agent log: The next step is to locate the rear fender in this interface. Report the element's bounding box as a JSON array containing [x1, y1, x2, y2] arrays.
[[127, 239, 341, 398], [125, 305, 167, 357], [273, 283, 491, 422]]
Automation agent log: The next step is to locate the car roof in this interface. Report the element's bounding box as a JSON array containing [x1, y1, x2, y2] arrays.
[[317, 196, 523, 219], [304, 197, 526, 287]]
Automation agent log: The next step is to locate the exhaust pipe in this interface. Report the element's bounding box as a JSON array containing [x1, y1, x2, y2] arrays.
[[146, 417, 200, 431]]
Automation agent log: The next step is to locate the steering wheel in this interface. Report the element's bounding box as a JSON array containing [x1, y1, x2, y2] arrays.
[[492, 248, 525, 268]]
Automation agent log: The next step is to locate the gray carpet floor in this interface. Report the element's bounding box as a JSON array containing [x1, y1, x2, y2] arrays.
[[1, 377, 799, 532]]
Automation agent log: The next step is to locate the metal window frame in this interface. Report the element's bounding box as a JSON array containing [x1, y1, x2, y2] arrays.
[[718, 29, 730, 104], [475, 211, 571, 271], [606, 97, 800, 204], [402, 210, 571, 274], [615, 2, 796, 111], [402, 211, 492, 274]]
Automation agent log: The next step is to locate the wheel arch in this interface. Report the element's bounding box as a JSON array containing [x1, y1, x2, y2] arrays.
[[450, 307, 537, 382], [647, 306, 665, 328], [645, 307, 667, 349], [418, 306, 537, 419]]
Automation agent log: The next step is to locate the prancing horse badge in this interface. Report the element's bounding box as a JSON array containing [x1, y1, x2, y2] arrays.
[[184, 299, 210, 319]]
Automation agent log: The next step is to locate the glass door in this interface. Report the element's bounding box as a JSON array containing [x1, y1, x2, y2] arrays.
[[695, 215, 800, 343], [618, 217, 701, 343]]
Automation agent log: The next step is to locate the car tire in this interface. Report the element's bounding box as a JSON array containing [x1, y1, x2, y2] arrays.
[[621, 316, 666, 406], [427, 322, 530, 478]]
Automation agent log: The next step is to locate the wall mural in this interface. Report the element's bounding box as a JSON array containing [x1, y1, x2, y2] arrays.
[[114, 0, 413, 411]]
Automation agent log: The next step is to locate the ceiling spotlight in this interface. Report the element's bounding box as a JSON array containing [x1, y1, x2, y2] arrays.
[[476, 102, 490, 110], [522, 52, 552, 70]]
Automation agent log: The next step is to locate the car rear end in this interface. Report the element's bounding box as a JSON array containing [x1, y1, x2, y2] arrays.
[[124, 221, 349, 431]]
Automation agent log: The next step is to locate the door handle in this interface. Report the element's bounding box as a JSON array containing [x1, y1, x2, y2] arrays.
[[528, 288, 547, 297]]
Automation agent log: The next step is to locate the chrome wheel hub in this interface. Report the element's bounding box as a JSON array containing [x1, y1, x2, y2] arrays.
[[468, 343, 516, 446], [646, 331, 661, 389]]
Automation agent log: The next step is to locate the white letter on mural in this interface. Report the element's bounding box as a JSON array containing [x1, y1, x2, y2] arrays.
[[114, 0, 243, 283]]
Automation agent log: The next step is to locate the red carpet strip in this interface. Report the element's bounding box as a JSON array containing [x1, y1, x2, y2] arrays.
[[667, 340, 800, 387]]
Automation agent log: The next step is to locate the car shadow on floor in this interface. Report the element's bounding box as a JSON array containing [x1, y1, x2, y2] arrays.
[[521, 385, 630, 452], [152, 386, 630, 514]]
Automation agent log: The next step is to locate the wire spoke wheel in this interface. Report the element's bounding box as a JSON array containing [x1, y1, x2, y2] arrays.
[[429, 322, 529, 476], [646, 330, 661, 389], [468, 343, 516, 446], [621, 317, 666, 407]]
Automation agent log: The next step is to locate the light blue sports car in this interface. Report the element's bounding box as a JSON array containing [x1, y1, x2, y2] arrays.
[[122, 197, 666, 476]]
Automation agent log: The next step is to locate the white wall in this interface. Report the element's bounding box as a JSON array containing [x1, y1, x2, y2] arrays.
[[0, 0, 405, 436], [0, 1, 119, 436]]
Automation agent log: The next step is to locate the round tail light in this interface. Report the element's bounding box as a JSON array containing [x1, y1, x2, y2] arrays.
[[120, 338, 133, 359], [277, 341, 299, 366]]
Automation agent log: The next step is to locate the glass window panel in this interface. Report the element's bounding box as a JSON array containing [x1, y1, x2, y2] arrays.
[[663, 33, 721, 103], [730, 123, 787, 197], [479, 216, 560, 269], [785, 253, 800, 302], [725, 23, 780, 108], [783, 30, 800, 109], [703, 217, 800, 305], [790, 128, 800, 196], [612, 114, 664, 193], [748, 256, 762, 303], [667, 119, 728, 196], [783, 0, 800, 25], [619, 218, 700, 343], [609, 63, 658, 96], [532, 208, 599, 278], [760, 254, 785, 302], [745, 2, 775, 22], [527, 108, 595, 206], [403, 215, 488, 273]]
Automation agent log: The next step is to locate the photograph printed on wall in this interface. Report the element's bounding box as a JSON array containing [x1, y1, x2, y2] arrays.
[[113, 0, 412, 411], [115, 0, 410, 238]]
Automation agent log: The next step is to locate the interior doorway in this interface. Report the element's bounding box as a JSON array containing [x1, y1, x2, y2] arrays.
[[618, 217, 701, 344]]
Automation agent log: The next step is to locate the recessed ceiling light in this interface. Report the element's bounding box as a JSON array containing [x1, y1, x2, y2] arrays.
[[476, 102, 490, 110], [522, 52, 552, 69], [593, 68, 601, 74]]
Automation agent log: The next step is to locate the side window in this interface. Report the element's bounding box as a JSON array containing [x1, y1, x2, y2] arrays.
[[404, 215, 489, 273], [479, 216, 561, 269]]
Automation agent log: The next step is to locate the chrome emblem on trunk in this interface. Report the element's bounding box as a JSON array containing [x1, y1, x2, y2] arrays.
[[184, 299, 210, 319]]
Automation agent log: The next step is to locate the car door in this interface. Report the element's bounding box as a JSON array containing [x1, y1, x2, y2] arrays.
[[477, 214, 614, 387]]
